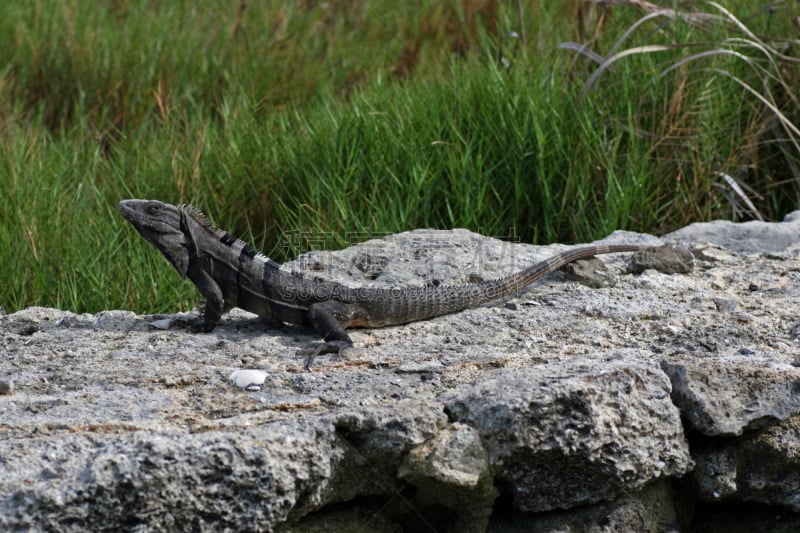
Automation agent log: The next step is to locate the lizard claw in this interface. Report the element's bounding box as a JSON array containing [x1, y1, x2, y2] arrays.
[[300, 340, 352, 370]]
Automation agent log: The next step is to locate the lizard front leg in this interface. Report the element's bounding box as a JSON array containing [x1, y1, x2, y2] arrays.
[[186, 263, 224, 332], [303, 300, 356, 369]]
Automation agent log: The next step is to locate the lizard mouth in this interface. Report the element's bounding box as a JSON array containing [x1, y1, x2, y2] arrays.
[[117, 200, 134, 221]]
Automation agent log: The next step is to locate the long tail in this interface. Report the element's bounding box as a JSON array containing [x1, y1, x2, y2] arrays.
[[471, 243, 650, 303], [358, 244, 651, 325]]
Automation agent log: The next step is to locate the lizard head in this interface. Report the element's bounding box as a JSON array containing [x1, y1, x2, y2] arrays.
[[118, 199, 191, 277]]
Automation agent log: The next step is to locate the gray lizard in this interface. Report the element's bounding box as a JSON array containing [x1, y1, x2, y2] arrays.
[[119, 199, 654, 367]]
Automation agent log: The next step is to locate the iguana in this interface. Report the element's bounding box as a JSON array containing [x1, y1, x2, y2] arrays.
[[119, 199, 655, 367]]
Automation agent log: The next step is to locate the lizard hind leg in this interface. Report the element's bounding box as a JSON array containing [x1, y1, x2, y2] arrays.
[[302, 301, 356, 369]]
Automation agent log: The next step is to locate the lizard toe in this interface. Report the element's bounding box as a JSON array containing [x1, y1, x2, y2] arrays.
[[300, 340, 352, 370]]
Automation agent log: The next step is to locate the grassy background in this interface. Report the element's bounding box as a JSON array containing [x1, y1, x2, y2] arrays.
[[1, 0, 798, 314]]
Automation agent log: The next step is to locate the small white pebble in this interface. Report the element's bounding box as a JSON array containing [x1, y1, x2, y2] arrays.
[[149, 318, 173, 330], [229, 369, 268, 391]]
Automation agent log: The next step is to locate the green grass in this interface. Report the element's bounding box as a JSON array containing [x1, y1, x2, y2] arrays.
[[0, 1, 798, 314]]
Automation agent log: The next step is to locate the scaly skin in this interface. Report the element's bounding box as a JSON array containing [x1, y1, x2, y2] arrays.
[[119, 199, 654, 367]]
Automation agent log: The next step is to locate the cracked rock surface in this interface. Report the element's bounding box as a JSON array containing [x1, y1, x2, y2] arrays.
[[2, 213, 800, 531]]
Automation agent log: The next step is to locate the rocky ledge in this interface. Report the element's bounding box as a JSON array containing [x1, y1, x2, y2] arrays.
[[2, 213, 800, 531]]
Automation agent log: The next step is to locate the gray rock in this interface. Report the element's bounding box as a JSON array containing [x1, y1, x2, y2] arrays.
[[693, 414, 800, 511], [444, 359, 692, 513], [662, 356, 800, 436], [1, 425, 328, 530], [665, 211, 800, 253], [488, 480, 683, 532], [0, 405, 444, 531], [562, 257, 618, 288], [630, 245, 694, 274], [2, 220, 800, 530], [398, 423, 496, 532]]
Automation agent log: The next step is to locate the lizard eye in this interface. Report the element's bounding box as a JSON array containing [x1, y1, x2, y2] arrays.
[[146, 203, 162, 215]]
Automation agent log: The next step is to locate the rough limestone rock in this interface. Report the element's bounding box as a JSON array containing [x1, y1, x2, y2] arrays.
[[662, 356, 800, 436], [665, 210, 800, 253], [2, 211, 800, 531], [443, 360, 689, 513], [692, 414, 800, 510]]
